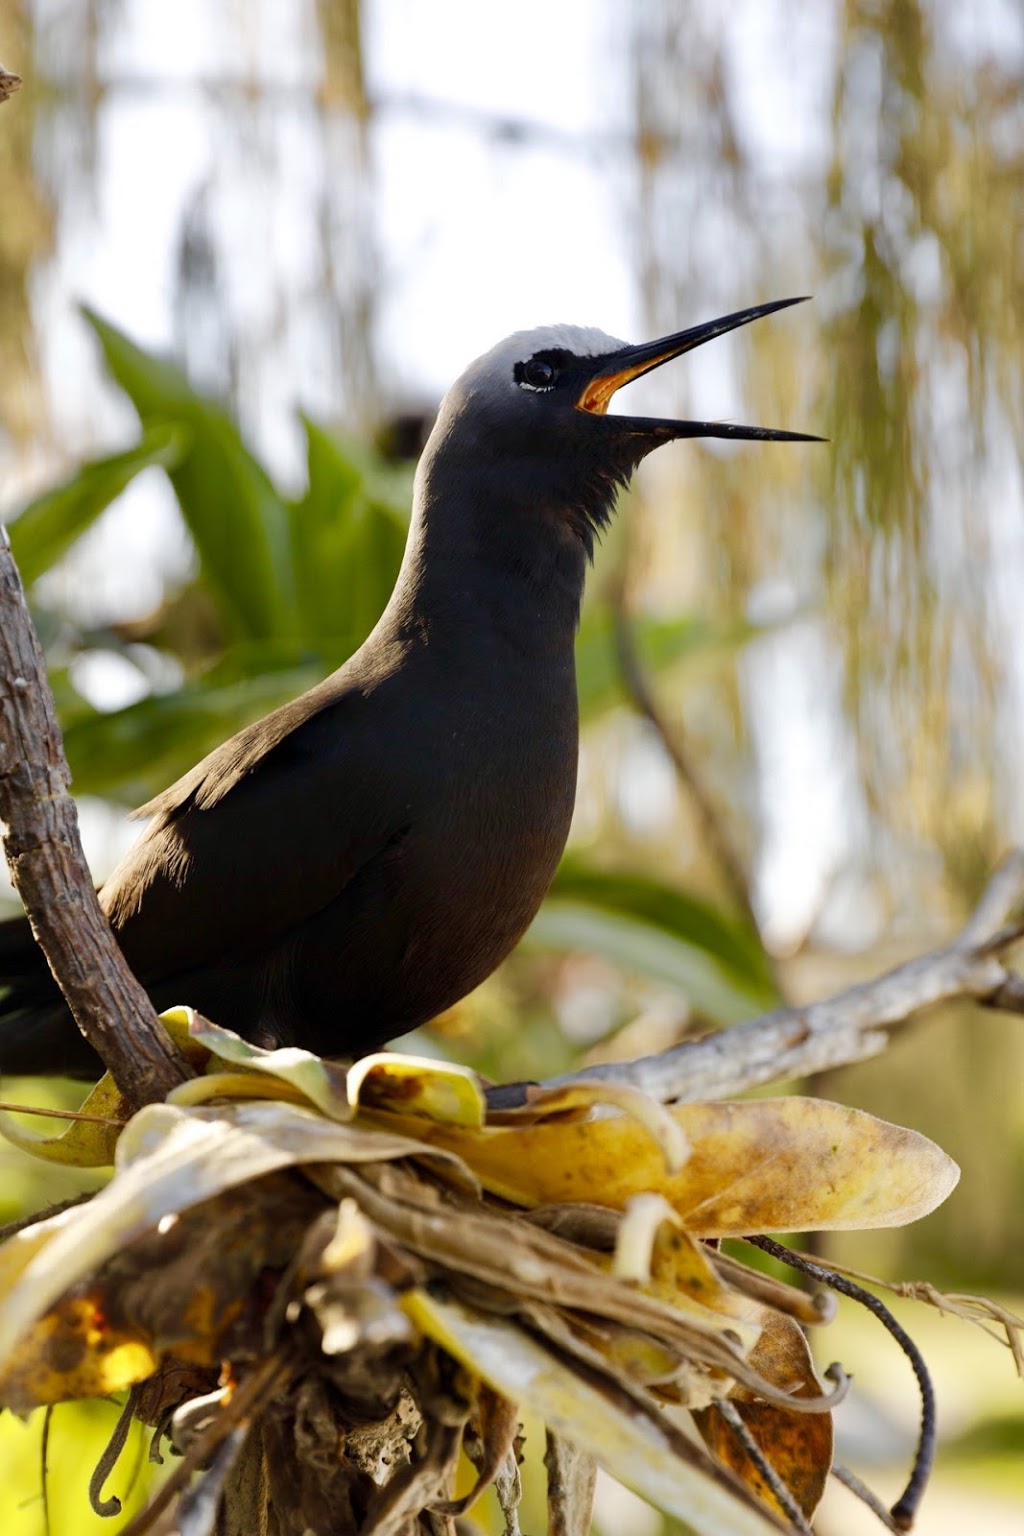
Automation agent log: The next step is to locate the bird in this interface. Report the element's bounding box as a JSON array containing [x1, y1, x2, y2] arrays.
[[0, 298, 817, 1077]]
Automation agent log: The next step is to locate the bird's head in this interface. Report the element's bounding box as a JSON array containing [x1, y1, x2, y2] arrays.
[[421, 297, 819, 559]]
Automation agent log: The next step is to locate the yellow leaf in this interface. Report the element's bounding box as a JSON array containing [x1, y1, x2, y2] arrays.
[[347, 1053, 486, 1126], [0, 1290, 157, 1412], [499, 1079, 690, 1173], [0, 1074, 128, 1166], [370, 1098, 959, 1235]]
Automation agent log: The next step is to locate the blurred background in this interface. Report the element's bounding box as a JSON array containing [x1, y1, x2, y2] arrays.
[[0, 1, 1022, 1532]]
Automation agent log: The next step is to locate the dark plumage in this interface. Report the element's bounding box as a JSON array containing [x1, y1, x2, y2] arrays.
[[1, 301, 816, 1076]]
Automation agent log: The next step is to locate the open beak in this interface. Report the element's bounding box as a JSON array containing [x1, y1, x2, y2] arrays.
[[577, 296, 822, 443]]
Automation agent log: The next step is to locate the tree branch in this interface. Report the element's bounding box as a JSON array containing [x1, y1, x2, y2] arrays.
[[0, 528, 188, 1107], [546, 850, 1024, 1103]]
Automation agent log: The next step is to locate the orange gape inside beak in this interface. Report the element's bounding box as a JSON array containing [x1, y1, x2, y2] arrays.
[[577, 349, 678, 415], [577, 373, 619, 414]]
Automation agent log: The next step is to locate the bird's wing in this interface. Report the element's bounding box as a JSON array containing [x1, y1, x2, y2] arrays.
[[102, 678, 408, 984]]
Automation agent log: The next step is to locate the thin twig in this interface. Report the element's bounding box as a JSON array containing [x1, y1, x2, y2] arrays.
[[0, 527, 188, 1108], [831, 1462, 901, 1534], [0, 1099, 126, 1126], [783, 1252, 1024, 1377], [714, 1399, 814, 1536], [89, 1387, 140, 1517], [542, 850, 1024, 1103]]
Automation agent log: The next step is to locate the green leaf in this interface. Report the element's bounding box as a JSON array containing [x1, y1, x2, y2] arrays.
[[288, 416, 407, 662], [61, 668, 318, 803], [525, 901, 769, 1025], [550, 858, 775, 994], [83, 308, 297, 641], [530, 861, 776, 1024], [6, 424, 186, 586], [576, 609, 773, 721]]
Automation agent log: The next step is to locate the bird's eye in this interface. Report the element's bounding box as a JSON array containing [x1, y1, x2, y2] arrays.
[[515, 356, 558, 392]]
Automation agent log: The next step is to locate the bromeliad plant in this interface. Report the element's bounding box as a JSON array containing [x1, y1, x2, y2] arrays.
[[0, 1009, 959, 1536]]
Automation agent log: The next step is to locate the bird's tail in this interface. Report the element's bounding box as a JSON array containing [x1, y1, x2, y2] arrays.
[[0, 913, 103, 1077]]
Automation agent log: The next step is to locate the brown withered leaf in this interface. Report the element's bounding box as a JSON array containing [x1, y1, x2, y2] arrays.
[[693, 1309, 834, 1521], [0, 1172, 324, 1410]]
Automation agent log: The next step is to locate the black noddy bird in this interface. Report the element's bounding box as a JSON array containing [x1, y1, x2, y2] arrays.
[[0, 298, 818, 1077]]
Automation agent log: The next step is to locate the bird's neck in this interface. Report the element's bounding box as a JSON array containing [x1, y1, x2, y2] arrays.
[[386, 461, 590, 651]]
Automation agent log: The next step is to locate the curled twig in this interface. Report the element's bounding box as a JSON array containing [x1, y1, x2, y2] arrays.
[[89, 1387, 140, 1517], [118, 1355, 290, 1536]]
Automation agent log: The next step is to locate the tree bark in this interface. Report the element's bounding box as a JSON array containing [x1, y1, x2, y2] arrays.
[[0, 528, 188, 1107]]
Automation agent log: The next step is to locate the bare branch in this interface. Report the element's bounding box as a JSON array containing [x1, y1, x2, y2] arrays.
[[546, 851, 1024, 1103], [0, 528, 188, 1107]]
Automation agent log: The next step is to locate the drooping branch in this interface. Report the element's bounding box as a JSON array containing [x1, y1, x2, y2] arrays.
[[546, 850, 1024, 1103], [0, 528, 188, 1107]]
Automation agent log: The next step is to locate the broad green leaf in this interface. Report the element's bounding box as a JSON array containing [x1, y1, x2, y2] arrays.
[[61, 666, 317, 803], [288, 416, 406, 661], [526, 901, 771, 1024], [550, 859, 775, 998], [6, 424, 186, 586], [84, 308, 296, 641]]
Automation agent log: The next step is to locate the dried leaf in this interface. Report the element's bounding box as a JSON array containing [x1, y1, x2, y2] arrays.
[[0, 1289, 157, 1411], [374, 1097, 959, 1234], [348, 1053, 487, 1127], [503, 1080, 690, 1173], [0, 1100, 458, 1390], [694, 1309, 834, 1520], [183, 1012, 353, 1120], [0, 1073, 129, 1166], [404, 1288, 786, 1536]]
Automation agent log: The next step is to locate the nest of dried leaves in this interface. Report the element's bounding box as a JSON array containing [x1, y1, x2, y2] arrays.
[[0, 1009, 967, 1535]]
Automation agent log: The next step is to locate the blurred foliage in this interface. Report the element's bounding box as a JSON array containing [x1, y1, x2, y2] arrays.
[[0, 1, 50, 442], [632, 0, 1024, 911]]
